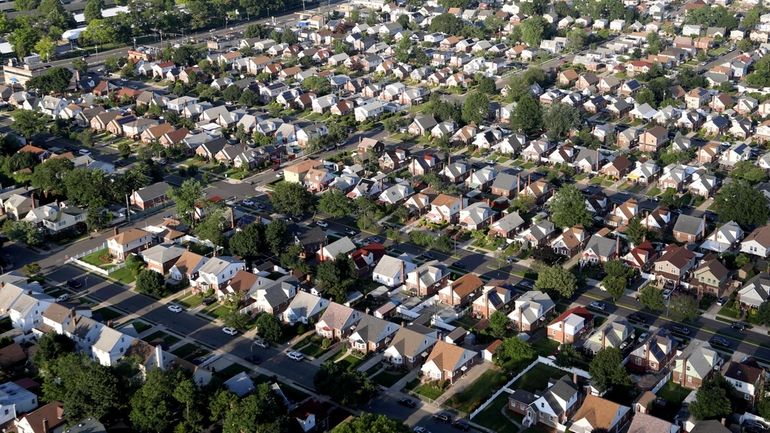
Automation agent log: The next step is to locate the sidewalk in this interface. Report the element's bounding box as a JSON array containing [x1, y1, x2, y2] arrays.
[[357, 353, 383, 373]]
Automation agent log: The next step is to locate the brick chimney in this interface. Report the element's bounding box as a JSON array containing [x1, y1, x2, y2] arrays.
[[30, 193, 35, 210], [42, 418, 49, 433]]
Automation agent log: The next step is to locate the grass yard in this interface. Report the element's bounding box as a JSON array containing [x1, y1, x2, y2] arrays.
[[531, 338, 560, 357], [109, 267, 136, 284], [0, 317, 12, 333], [412, 380, 448, 400], [204, 304, 231, 319], [177, 294, 203, 309], [127, 320, 151, 334], [214, 362, 250, 379], [371, 369, 409, 388], [646, 187, 662, 197], [446, 369, 508, 413], [474, 393, 522, 433], [143, 331, 181, 348], [295, 334, 333, 357], [718, 300, 740, 319], [337, 353, 366, 370], [657, 381, 692, 404], [81, 248, 114, 269], [94, 307, 123, 322], [511, 364, 565, 393]]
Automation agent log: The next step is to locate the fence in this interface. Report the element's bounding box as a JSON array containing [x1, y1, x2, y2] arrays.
[[67, 242, 127, 277], [469, 356, 592, 420]]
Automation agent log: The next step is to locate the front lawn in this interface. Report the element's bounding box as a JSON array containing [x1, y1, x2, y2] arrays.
[[474, 393, 522, 432], [110, 267, 136, 284], [94, 307, 123, 322], [446, 369, 508, 413], [337, 352, 367, 370], [718, 299, 740, 319], [511, 364, 565, 393], [177, 294, 203, 309], [81, 248, 114, 269], [172, 343, 205, 360], [127, 319, 151, 334], [295, 334, 333, 357], [372, 369, 409, 388], [204, 304, 231, 318], [143, 331, 180, 348], [412, 380, 449, 400], [214, 362, 250, 380]]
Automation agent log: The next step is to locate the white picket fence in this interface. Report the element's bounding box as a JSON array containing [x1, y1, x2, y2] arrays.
[[67, 242, 126, 277]]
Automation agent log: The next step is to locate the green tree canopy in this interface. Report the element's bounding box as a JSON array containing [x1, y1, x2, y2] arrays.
[[318, 189, 354, 218], [488, 310, 511, 338], [510, 94, 542, 136], [550, 184, 591, 228], [31, 157, 73, 197], [333, 413, 411, 433], [543, 103, 582, 140], [270, 181, 315, 216], [668, 293, 699, 321], [689, 374, 735, 420], [494, 336, 535, 368], [639, 286, 665, 312], [521, 16, 548, 46], [135, 269, 165, 297], [315, 254, 357, 303], [255, 313, 283, 343], [461, 91, 490, 125], [229, 223, 265, 260], [535, 266, 578, 298], [429, 13, 463, 34], [169, 179, 203, 225], [712, 180, 769, 228], [314, 361, 377, 406], [589, 347, 631, 393]]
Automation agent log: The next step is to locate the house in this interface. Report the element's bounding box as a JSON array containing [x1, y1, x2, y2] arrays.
[[551, 226, 588, 258], [489, 211, 525, 239], [348, 314, 400, 353], [741, 224, 770, 258], [425, 194, 464, 224], [673, 214, 706, 244], [628, 330, 675, 373], [584, 320, 632, 354], [623, 241, 658, 271], [672, 342, 720, 389], [692, 257, 730, 298], [284, 159, 322, 184], [315, 302, 362, 340], [420, 341, 478, 383], [606, 198, 638, 228], [491, 173, 520, 198], [406, 261, 448, 296], [0, 381, 37, 425], [654, 245, 697, 288], [14, 402, 66, 433], [639, 126, 669, 153], [408, 115, 438, 136], [106, 228, 154, 260], [458, 202, 493, 230], [580, 233, 618, 265], [626, 414, 679, 433], [438, 273, 483, 307], [569, 395, 630, 433], [283, 291, 329, 325], [372, 255, 416, 288], [141, 245, 185, 275], [547, 306, 592, 344], [0, 284, 52, 333], [23, 202, 86, 235], [738, 273, 770, 309], [521, 375, 582, 428], [600, 156, 632, 180], [383, 324, 438, 368], [194, 256, 245, 290], [516, 220, 556, 248], [129, 182, 170, 211], [472, 282, 513, 319], [701, 221, 744, 253], [723, 359, 764, 405], [318, 236, 356, 262], [3, 194, 35, 220], [509, 291, 555, 332]]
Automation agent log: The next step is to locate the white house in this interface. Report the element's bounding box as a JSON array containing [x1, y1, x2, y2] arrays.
[[372, 255, 416, 287], [194, 256, 245, 289]]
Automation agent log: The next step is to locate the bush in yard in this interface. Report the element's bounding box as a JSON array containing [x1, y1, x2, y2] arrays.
[[296, 324, 306, 335], [125, 254, 146, 276], [321, 338, 331, 349], [314, 361, 376, 406], [135, 269, 165, 297], [255, 313, 283, 343]]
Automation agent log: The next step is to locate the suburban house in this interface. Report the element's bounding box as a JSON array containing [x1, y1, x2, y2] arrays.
[[738, 273, 770, 309], [106, 228, 154, 261], [383, 324, 438, 369], [318, 237, 356, 262], [741, 224, 770, 258], [672, 214, 706, 244], [194, 256, 245, 290], [569, 395, 630, 433], [508, 291, 555, 332], [584, 320, 632, 354], [547, 306, 593, 344], [438, 273, 484, 307], [514, 375, 582, 429], [471, 282, 513, 319], [691, 258, 730, 298], [130, 181, 171, 210], [425, 194, 464, 224], [169, 250, 208, 282], [723, 359, 764, 405], [627, 330, 675, 373], [141, 245, 186, 275], [672, 342, 721, 389], [348, 314, 400, 353], [282, 291, 329, 325], [489, 211, 526, 239], [372, 255, 416, 288], [420, 341, 478, 383], [700, 221, 744, 253], [653, 245, 696, 288], [315, 302, 362, 340], [406, 261, 449, 296]]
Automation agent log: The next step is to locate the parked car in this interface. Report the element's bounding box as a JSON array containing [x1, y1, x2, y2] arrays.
[[56, 294, 70, 302], [202, 297, 216, 306], [588, 301, 607, 312], [731, 322, 746, 332], [167, 304, 183, 313], [398, 398, 417, 408], [432, 413, 452, 423], [717, 297, 727, 306], [451, 420, 470, 431], [636, 332, 649, 341], [413, 427, 429, 433], [628, 312, 650, 324], [222, 327, 238, 336], [242, 199, 255, 206], [662, 289, 673, 300], [287, 351, 304, 361], [316, 221, 329, 228], [275, 170, 284, 178], [669, 324, 690, 335], [253, 338, 269, 348], [710, 335, 731, 348], [66, 279, 82, 289]]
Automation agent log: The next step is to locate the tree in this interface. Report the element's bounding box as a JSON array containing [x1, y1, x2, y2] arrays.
[[314, 361, 377, 406], [461, 91, 489, 125], [11, 109, 47, 138], [82, 19, 117, 45], [255, 313, 282, 343], [302, 76, 332, 96], [169, 179, 203, 225], [488, 310, 511, 338], [494, 337, 535, 368], [72, 57, 88, 74], [194, 208, 228, 246], [535, 266, 578, 298], [209, 389, 237, 423], [638, 286, 665, 312], [646, 31, 662, 54], [543, 103, 582, 140], [566, 28, 587, 52], [229, 223, 264, 260], [429, 13, 463, 34], [602, 276, 626, 300], [668, 293, 699, 321], [9, 23, 39, 59], [31, 158, 73, 197], [42, 353, 123, 423], [333, 413, 411, 433], [555, 344, 582, 368], [315, 254, 357, 303], [22, 262, 41, 278], [521, 16, 547, 47], [550, 185, 592, 228], [589, 347, 631, 393], [63, 167, 109, 206], [84, 0, 103, 22], [318, 189, 354, 218], [118, 141, 131, 159], [33, 35, 55, 62], [270, 181, 314, 216], [135, 269, 165, 297], [265, 219, 289, 257], [477, 76, 496, 95], [222, 384, 288, 433], [626, 217, 647, 246], [730, 160, 768, 184], [130, 369, 185, 433], [510, 94, 542, 136], [34, 333, 75, 368], [3, 220, 44, 246], [222, 84, 241, 102], [689, 374, 734, 420], [713, 180, 769, 228]]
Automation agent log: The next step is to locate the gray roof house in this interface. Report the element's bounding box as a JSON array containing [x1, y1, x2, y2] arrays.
[[315, 302, 362, 339], [282, 291, 330, 325], [319, 236, 356, 261], [383, 324, 438, 367], [348, 314, 401, 353], [738, 273, 770, 308]]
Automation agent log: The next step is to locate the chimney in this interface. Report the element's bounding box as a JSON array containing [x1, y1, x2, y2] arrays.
[[517, 173, 521, 192], [485, 289, 490, 319], [595, 148, 600, 171], [114, 226, 119, 236], [701, 215, 707, 238], [155, 344, 165, 370], [572, 371, 578, 384], [401, 260, 405, 286], [615, 236, 620, 257], [42, 418, 49, 433]]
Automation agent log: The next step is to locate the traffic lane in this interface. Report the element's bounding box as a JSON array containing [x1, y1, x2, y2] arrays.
[[257, 355, 320, 389], [367, 395, 459, 433]]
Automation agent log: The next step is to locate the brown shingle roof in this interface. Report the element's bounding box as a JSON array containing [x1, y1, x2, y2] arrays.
[[450, 273, 483, 298], [572, 395, 627, 431]]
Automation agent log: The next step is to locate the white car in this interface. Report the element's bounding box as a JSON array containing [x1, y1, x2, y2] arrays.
[[662, 289, 673, 300], [287, 351, 304, 361], [222, 327, 238, 336], [242, 199, 255, 206], [78, 149, 91, 155], [56, 294, 70, 302], [316, 221, 329, 228], [275, 170, 284, 178], [167, 304, 183, 313]]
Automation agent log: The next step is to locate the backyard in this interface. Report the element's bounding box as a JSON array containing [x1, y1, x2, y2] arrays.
[[511, 364, 566, 393], [81, 249, 115, 269], [446, 369, 509, 413], [177, 294, 203, 309], [473, 393, 521, 433]]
